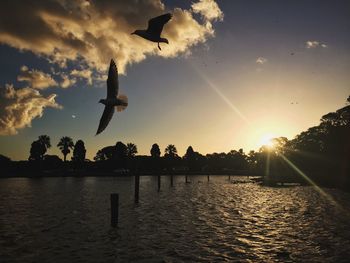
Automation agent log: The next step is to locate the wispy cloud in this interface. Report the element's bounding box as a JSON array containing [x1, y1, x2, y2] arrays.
[[306, 40, 328, 49], [17, 66, 58, 89], [256, 57, 268, 65], [0, 85, 62, 135]]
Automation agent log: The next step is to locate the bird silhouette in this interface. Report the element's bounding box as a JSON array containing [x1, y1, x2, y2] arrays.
[[96, 59, 128, 135], [131, 13, 172, 50]]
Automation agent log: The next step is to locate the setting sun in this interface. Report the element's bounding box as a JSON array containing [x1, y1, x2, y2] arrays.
[[259, 134, 276, 149]]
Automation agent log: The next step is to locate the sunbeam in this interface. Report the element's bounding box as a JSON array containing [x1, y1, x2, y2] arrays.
[[190, 63, 251, 124], [265, 151, 271, 177], [279, 153, 348, 213]]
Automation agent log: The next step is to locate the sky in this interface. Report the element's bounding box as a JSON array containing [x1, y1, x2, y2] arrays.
[[0, 0, 349, 161]]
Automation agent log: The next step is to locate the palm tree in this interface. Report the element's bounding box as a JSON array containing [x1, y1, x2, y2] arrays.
[[38, 135, 51, 151], [164, 144, 178, 183], [165, 144, 177, 158], [57, 136, 74, 162], [126, 143, 138, 158]]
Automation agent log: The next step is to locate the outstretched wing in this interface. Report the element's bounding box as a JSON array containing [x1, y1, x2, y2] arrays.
[[96, 106, 115, 135], [147, 13, 172, 37], [107, 59, 119, 98]]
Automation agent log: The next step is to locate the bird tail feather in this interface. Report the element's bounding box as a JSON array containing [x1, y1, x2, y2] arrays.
[[117, 94, 128, 112]]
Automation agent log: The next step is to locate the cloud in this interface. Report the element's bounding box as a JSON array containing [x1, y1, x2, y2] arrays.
[[192, 0, 224, 22], [60, 74, 77, 89], [0, 0, 223, 76], [70, 69, 92, 85], [17, 65, 58, 89], [256, 57, 268, 64], [0, 0, 223, 134], [306, 40, 327, 49], [0, 84, 62, 135]]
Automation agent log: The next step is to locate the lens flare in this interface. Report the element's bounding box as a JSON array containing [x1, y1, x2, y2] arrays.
[[190, 63, 250, 124], [279, 153, 348, 214]]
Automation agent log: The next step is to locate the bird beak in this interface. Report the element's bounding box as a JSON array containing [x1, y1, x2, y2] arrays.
[[131, 32, 135, 35]]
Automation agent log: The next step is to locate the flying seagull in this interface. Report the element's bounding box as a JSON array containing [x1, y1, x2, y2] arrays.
[[96, 59, 128, 135], [131, 13, 172, 50]]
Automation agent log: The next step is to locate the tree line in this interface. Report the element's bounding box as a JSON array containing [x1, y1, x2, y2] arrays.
[[0, 95, 349, 190], [28, 135, 86, 163]]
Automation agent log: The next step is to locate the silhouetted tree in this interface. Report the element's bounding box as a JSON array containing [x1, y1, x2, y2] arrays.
[[29, 140, 46, 161], [0, 154, 11, 162], [29, 135, 51, 161], [164, 144, 178, 172], [184, 146, 195, 172], [38, 135, 51, 152], [126, 143, 138, 158], [226, 148, 248, 172], [150, 143, 161, 158], [247, 150, 259, 173], [57, 136, 74, 162], [114, 142, 127, 158], [125, 143, 137, 172], [94, 150, 105, 161], [114, 141, 127, 168], [165, 144, 177, 158], [206, 152, 226, 173], [271, 137, 289, 154], [150, 143, 161, 174], [0, 154, 11, 174], [72, 140, 86, 162], [247, 150, 258, 164], [94, 146, 115, 161], [284, 96, 350, 187]]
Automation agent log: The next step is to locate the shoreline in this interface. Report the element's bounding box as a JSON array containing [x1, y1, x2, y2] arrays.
[[0, 172, 261, 179]]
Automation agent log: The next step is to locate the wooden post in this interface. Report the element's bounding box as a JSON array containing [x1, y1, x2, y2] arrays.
[[158, 175, 161, 192], [110, 193, 119, 227], [170, 175, 173, 187], [134, 175, 139, 203]]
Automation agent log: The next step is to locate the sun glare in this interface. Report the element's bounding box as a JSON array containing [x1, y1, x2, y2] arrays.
[[259, 134, 275, 149]]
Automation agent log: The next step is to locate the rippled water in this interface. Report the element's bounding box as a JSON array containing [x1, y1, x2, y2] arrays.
[[1, 176, 350, 262]]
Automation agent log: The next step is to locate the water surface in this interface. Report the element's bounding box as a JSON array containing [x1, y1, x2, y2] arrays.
[[1, 176, 350, 262]]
